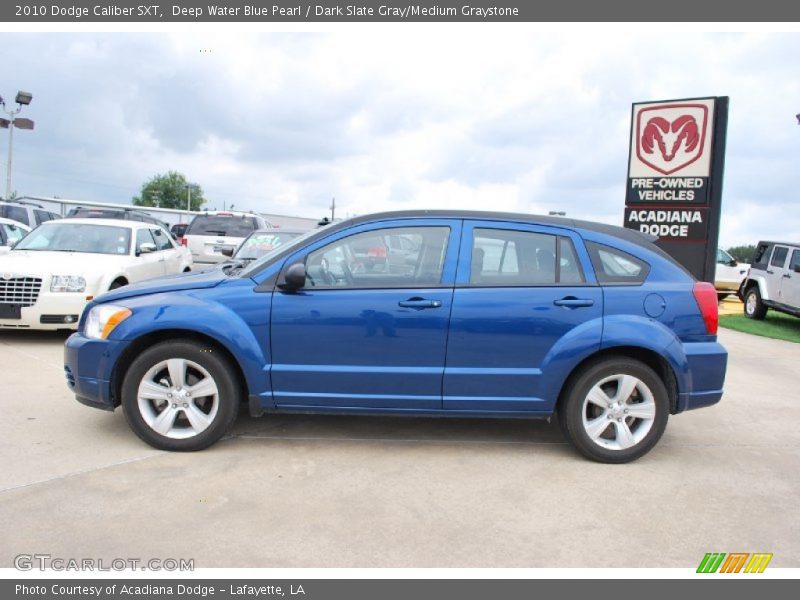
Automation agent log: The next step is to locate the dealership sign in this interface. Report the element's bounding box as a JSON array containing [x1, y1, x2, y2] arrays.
[[624, 97, 728, 282]]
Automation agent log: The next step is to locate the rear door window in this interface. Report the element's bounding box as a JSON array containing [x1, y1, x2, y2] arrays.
[[470, 229, 584, 286], [770, 246, 789, 269]]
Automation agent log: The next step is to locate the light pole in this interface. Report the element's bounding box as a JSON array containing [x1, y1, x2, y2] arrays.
[[0, 91, 34, 199], [183, 183, 198, 217]]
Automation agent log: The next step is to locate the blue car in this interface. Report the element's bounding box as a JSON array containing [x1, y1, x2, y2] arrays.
[[64, 211, 726, 462]]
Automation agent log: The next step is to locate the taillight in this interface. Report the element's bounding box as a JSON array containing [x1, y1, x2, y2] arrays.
[[180, 237, 187, 246], [692, 282, 718, 335]]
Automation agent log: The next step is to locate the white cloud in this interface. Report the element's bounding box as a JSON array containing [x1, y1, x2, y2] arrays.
[[3, 30, 799, 245]]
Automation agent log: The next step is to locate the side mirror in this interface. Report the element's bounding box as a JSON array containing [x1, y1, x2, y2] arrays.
[[221, 247, 234, 257], [727, 259, 738, 267], [138, 242, 157, 255], [278, 263, 306, 290]]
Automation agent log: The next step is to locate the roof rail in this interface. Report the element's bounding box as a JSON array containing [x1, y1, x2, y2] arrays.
[[1, 198, 43, 208]]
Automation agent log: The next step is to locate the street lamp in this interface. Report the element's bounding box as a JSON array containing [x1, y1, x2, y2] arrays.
[[0, 91, 35, 199]]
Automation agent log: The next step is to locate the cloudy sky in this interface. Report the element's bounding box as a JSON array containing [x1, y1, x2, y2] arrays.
[[2, 30, 799, 246]]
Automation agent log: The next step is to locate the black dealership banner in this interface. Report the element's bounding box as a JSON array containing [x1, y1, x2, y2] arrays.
[[3, 0, 800, 22], [2, 579, 796, 600], [623, 96, 728, 283]]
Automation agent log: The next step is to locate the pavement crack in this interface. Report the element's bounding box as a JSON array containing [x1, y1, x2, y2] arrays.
[[0, 452, 164, 495]]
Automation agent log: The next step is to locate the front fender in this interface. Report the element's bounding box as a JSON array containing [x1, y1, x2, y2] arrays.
[[108, 286, 270, 399]]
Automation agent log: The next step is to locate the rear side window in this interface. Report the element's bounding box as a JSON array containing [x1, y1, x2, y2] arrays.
[[187, 216, 259, 237], [586, 241, 650, 284], [770, 246, 789, 268], [751, 243, 772, 270], [791, 250, 800, 272], [0, 205, 29, 225], [470, 229, 584, 286]]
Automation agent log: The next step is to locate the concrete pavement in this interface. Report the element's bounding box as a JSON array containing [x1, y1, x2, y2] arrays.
[[0, 328, 797, 568]]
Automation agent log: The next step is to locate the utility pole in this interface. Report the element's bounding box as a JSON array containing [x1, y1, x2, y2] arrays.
[[330, 197, 336, 221]]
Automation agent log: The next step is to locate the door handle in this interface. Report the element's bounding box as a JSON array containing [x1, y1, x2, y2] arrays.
[[783, 274, 792, 279], [398, 298, 442, 309], [553, 297, 595, 308], [767, 270, 774, 274]]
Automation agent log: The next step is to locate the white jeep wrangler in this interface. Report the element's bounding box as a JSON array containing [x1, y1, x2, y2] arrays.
[[740, 241, 800, 320]]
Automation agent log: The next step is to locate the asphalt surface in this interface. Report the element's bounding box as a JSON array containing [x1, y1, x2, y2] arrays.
[[0, 326, 797, 568]]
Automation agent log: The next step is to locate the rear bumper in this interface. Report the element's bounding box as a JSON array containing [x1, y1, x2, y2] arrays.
[[675, 341, 728, 412], [64, 332, 130, 410]]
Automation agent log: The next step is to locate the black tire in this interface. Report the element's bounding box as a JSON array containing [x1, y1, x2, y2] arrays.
[[558, 358, 670, 464], [109, 280, 126, 290], [744, 287, 767, 320], [717, 293, 729, 303], [121, 339, 240, 451]]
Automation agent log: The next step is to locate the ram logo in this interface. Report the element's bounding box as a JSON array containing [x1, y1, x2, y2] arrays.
[[635, 103, 709, 175]]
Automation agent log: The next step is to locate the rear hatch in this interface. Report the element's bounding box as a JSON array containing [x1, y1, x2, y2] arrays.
[[184, 214, 259, 264]]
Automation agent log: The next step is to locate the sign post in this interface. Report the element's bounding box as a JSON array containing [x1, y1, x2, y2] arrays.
[[623, 96, 728, 282]]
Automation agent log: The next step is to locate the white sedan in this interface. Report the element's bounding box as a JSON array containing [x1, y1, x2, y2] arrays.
[[0, 218, 193, 330]]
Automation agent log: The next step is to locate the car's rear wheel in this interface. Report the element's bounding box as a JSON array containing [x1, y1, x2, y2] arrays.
[[559, 358, 669, 463], [121, 340, 240, 451], [744, 287, 767, 320]]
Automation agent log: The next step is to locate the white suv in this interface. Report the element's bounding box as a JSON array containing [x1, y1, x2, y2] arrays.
[[740, 241, 800, 320], [183, 211, 270, 265], [0, 199, 61, 228]]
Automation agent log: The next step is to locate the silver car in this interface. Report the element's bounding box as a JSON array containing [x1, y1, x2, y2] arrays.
[[183, 211, 270, 265]]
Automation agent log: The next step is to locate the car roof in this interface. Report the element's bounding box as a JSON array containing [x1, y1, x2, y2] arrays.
[[757, 240, 800, 247], [329, 209, 657, 246], [195, 211, 261, 218], [43, 218, 159, 229]]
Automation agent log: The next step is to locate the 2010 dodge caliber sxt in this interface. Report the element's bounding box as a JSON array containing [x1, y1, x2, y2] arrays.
[[64, 211, 727, 463]]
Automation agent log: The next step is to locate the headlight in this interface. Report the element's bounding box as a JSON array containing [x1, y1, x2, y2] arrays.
[[84, 304, 132, 340], [51, 275, 87, 293]]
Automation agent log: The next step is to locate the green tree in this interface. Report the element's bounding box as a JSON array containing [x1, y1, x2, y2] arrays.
[[727, 244, 757, 263], [133, 171, 206, 211]]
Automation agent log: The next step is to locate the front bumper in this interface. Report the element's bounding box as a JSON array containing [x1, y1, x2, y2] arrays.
[[676, 341, 728, 412], [0, 293, 89, 331], [64, 332, 130, 410]]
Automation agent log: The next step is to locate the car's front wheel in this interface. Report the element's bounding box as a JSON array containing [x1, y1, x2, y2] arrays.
[[559, 358, 669, 463], [744, 287, 767, 320], [121, 340, 240, 451]]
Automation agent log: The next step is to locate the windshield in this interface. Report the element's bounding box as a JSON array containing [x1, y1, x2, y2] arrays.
[[235, 231, 303, 260], [14, 222, 131, 255], [239, 228, 320, 277], [188, 215, 260, 237]]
